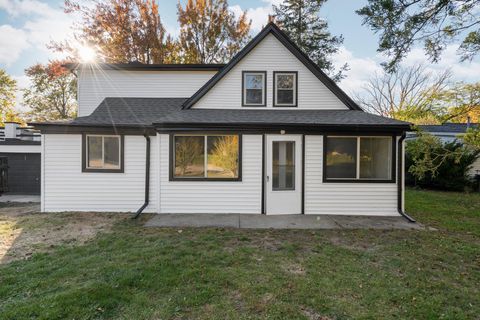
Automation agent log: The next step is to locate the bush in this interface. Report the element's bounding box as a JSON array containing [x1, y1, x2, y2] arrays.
[[406, 135, 480, 191]]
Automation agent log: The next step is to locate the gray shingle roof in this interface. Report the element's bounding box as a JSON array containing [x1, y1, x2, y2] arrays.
[[419, 123, 478, 134], [67, 97, 410, 129], [72, 98, 186, 126]]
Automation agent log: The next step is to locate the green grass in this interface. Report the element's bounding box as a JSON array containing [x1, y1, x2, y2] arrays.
[[1, 189, 479, 319]]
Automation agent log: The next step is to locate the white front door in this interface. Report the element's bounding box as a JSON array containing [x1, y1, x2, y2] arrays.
[[265, 135, 302, 215]]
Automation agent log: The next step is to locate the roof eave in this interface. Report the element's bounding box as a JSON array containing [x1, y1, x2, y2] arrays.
[[153, 122, 411, 133], [63, 63, 226, 72], [30, 122, 156, 135]]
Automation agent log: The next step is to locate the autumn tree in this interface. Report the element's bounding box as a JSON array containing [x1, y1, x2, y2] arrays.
[[53, 0, 171, 64], [0, 69, 22, 126], [431, 82, 480, 123], [273, 0, 347, 81], [357, 0, 480, 72], [356, 64, 451, 123], [177, 0, 251, 63], [23, 60, 77, 121]]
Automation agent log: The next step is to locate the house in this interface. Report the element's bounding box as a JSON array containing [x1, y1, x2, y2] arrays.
[[31, 23, 413, 220], [0, 122, 41, 195], [407, 123, 480, 176]]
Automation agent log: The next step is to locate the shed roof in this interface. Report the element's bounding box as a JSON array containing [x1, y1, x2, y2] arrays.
[[419, 123, 478, 134]]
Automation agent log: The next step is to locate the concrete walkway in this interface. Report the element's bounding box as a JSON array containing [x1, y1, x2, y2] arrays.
[[0, 194, 40, 203], [145, 214, 423, 230]]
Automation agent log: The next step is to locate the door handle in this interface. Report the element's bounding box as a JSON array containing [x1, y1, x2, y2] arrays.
[[266, 175, 269, 182]]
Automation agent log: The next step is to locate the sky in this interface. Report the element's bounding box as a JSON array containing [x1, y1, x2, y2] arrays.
[[1, 0, 479, 111]]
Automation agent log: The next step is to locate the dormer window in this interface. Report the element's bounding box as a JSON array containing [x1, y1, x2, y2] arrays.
[[274, 72, 297, 107], [242, 71, 266, 106]]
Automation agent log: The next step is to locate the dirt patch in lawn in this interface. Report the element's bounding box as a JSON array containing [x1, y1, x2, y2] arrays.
[[0, 203, 128, 264]]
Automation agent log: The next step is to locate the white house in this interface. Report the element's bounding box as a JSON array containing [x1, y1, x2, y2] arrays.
[[32, 23, 413, 221]]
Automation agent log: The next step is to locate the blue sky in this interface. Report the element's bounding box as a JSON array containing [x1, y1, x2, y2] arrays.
[[1, 0, 479, 107]]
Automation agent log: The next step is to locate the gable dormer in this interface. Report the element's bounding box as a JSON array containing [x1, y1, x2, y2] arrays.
[[183, 23, 361, 111]]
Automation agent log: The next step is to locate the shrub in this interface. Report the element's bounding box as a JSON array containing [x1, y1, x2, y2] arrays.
[[406, 134, 480, 191]]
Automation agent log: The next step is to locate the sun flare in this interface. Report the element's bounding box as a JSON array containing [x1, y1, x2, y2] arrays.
[[77, 45, 97, 63]]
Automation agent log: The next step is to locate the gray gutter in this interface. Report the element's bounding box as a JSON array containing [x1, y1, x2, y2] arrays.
[[397, 133, 416, 223], [133, 134, 151, 219]]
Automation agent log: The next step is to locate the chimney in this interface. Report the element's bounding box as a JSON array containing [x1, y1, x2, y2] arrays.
[[268, 15, 275, 23], [4, 122, 20, 139]]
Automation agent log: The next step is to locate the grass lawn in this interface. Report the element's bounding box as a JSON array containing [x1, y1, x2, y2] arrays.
[[0, 189, 479, 319]]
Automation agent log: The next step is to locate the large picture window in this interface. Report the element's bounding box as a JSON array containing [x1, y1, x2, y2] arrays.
[[172, 135, 241, 180], [324, 136, 394, 182], [274, 72, 297, 107], [242, 71, 266, 106], [83, 134, 124, 173]]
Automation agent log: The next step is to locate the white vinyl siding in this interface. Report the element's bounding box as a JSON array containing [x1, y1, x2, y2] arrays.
[[158, 134, 262, 214], [0, 145, 41, 153], [192, 34, 349, 110], [77, 69, 217, 116], [304, 135, 400, 216], [42, 134, 158, 212], [469, 157, 480, 177]]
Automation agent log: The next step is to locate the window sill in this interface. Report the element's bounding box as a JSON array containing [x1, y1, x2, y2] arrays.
[[170, 177, 242, 182], [323, 179, 396, 183], [273, 104, 298, 108], [82, 168, 124, 173]]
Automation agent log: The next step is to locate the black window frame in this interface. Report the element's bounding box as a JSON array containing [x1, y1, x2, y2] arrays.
[[323, 135, 396, 183], [242, 71, 267, 107], [273, 71, 298, 107], [169, 133, 243, 181], [82, 133, 124, 173]]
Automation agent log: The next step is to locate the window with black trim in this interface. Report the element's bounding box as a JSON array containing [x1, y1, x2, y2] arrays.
[[172, 135, 241, 180], [324, 136, 394, 182], [242, 71, 266, 106], [274, 72, 297, 107], [83, 134, 124, 172]]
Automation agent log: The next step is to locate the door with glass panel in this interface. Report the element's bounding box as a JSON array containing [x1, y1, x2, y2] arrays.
[[265, 135, 302, 214]]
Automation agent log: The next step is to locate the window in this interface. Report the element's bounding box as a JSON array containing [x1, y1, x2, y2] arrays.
[[83, 134, 123, 172], [325, 137, 357, 179], [242, 71, 266, 106], [274, 72, 297, 107], [324, 136, 394, 182], [172, 135, 241, 180], [272, 141, 295, 190]]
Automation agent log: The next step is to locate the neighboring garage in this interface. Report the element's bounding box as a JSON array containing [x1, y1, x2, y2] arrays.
[[0, 122, 41, 195]]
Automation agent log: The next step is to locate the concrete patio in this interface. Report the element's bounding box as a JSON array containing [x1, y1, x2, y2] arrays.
[[145, 214, 423, 230]]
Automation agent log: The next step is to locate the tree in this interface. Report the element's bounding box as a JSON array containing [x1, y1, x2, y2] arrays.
[[463, 128, 480, 150], [177, 0, 251, 64], [431, 82, 480, 123], [273, 0, 347, 81], [356, 64, 451, 123], [357, 0, 480, 72], [0, 69, 22, 126], [23, 60, 77, 121], [52, 0, 171, 64], [406, 132, 479, 191]]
